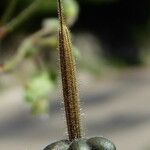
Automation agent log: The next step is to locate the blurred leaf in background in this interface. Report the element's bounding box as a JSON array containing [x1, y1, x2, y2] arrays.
[[25, 72, 55, 114], [0, 0, 80, 114]]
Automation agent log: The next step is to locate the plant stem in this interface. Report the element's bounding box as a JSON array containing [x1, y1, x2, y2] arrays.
[[1, 0, 18, 23], [3, 0, 42, 35], [57, 0, 82, 141]]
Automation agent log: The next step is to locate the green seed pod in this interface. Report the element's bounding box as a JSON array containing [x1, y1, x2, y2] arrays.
[[44, 140, 70, 150], [87, 137, 116, 150], [68, 139, 90, 150]]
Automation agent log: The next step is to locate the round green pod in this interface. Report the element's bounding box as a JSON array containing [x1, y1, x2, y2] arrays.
[[87, 137, 116, 150], [43, 140, 70, 150], [68, 139, 90, 150]]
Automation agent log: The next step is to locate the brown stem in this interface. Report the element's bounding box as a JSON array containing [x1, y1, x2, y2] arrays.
[[57, 0, 82, 141]]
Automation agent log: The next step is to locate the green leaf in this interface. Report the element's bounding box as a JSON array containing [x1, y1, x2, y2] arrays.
[[25, 72, 55, 103]]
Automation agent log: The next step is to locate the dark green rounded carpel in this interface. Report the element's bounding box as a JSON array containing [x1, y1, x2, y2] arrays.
[[43, 137, 116, 150], [68, 138, 90, 150], [43, 140, 70, 150], [87, 137, 116, 150]]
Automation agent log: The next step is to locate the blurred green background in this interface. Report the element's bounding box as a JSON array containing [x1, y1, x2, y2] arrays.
[[0, 0, 150, 149]]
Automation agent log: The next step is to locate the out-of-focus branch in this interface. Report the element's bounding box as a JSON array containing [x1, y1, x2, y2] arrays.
[[2, 19, 58, 72], [1, 0, 18, 23], [0, 0, 43, 39]]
